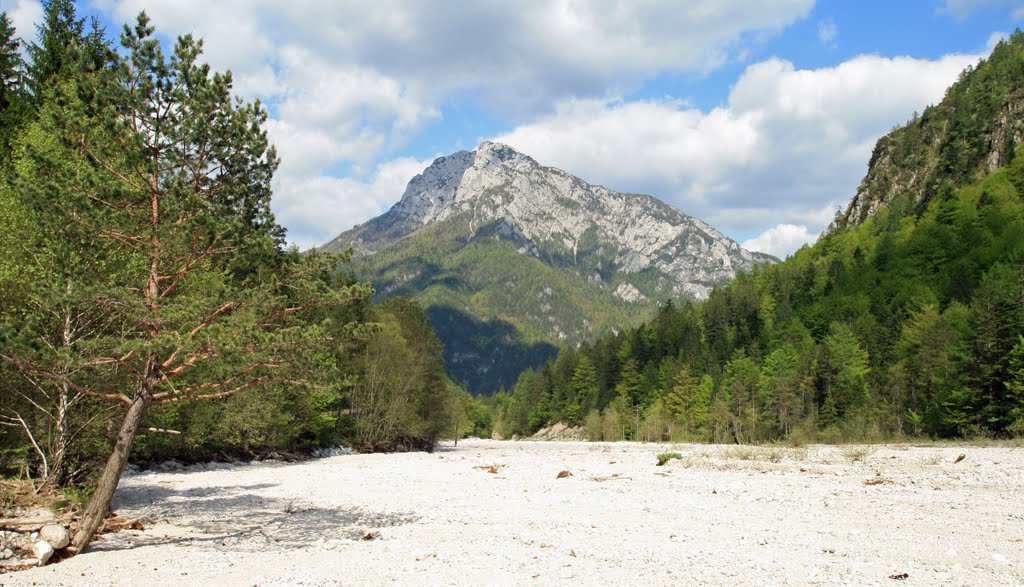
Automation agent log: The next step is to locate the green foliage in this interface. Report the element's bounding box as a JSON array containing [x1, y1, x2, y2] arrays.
[[0, 10, 464, 486], [349, 215, 666, 394], [494, 144, 1024, 443], [838, 30, 1024, 228], [656, 452, 682, 466], [1005, 336, 1024, 436]]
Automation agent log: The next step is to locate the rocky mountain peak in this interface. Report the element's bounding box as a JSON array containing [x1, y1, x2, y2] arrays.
[[320, 142, 776, 392], [323, 141, 775, 300]]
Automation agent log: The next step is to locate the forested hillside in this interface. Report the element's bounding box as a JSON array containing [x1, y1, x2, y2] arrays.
[[327, 141, 774, 394], [838, 31, 1024, 227], [0, 2, 485, 531], [494, 34, 1024, 443]]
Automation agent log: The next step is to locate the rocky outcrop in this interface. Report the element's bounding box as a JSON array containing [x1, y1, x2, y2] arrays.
[[837, 33, 1024, 229]]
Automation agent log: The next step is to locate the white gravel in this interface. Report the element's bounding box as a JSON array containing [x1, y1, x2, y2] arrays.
[[6, 439, 1024, 586]]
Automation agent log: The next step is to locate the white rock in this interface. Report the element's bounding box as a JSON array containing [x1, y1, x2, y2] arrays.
[[39, 524, 70, 549], [614, 282, 647, 303], [32, 540, 54, 565]]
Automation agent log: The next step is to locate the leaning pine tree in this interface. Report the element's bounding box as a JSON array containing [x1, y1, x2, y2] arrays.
[[1, 13, 370, 553]]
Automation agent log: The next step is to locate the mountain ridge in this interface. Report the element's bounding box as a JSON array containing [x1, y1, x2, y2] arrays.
[[325, 141, 776, 300], [323, 141, 776, 393]]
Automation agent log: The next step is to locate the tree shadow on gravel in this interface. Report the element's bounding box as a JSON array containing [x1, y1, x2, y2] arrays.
[[92, 482, 418, 553]]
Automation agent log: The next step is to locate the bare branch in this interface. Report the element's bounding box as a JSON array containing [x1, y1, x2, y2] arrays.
[[159, 301, 235, 372], [152, 361, 283, 400], [153, 377, 304, 405], [258, 302, 325, 327], [0, 354, 132, 405], [2, 412, 49, 481]]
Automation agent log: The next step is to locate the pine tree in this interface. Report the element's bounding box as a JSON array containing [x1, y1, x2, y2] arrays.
[[723, 350, 760, 443], [1005, 335, 1024, 435], [26, 0, 83, 96], [572, 354, 600, 417], [1, 13, 370, 552], [759, 344, 800, 438], [0, 12, 25, 152], [821, 323, 871, 428], [663, 365, 710, 440]]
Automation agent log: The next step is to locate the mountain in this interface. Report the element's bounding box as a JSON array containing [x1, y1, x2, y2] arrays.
[[323, 142, 775, 393], [837, 33, 1024, 228], [494, 32, 1024, 442]]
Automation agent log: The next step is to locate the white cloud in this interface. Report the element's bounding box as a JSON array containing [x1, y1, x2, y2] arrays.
[[939, 0, 1024, 20], [742, 224, 816, 258], [95, 0, 814, 117], [33, 2, 991, 251], [818, 19, 837, 47], [272, 157, 434, 250], [494, 51, 981, 244], [87, 0, 816, 247], [5, 0, 41, 49]]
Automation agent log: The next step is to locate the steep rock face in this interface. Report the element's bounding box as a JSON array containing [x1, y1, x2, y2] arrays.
[[325, 141, 774, 300], [837, 33, 1024, 229], [322, 141, 775, 393]]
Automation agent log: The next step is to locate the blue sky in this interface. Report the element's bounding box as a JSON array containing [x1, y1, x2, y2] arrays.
[[3, 0, 1022, 256]]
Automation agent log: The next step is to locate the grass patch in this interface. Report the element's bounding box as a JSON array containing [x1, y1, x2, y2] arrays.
[[724, 445, 757, 461], [656, 452, 683, 466], [842, 447, 874, 462]]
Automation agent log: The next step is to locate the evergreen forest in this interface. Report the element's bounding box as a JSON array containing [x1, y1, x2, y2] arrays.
[[493, 129, 1024, 444], [0, 4, 487, 541], [1, 3, 1024, 553], [493, 32, 1024, 443]]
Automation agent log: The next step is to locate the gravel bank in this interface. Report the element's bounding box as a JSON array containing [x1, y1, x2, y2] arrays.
[[5, 439, 1023, 585]]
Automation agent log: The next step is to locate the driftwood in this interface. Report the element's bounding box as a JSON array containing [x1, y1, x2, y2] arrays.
[[0, 514, 58, 532], [589, 473, 631, 482], [100, 515, 152, 533]]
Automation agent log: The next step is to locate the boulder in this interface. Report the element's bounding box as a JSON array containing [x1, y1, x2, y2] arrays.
[[39, 524, 69, 549]]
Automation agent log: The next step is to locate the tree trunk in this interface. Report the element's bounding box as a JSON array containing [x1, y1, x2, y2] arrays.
[[49, 381, 70, 486], [70, 389, 151, 553]]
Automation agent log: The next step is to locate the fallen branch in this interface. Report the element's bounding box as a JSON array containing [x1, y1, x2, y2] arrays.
[[589, 473, 631, 482], [100, 515, 153, 534]]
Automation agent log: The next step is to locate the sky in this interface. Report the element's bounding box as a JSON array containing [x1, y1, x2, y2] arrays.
[[3, 1, 1023, 257]]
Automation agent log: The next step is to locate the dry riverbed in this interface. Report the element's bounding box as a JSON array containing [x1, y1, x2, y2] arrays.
[[5, 439, 1023, 585]]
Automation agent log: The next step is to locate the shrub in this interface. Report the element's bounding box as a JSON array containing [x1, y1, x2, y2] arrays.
[[656, 452, 682, 466]]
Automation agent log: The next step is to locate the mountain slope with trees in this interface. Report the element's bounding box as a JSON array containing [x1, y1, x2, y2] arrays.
[[325, 141, 775, 393], [494, 32, 1024, 442], [837, 33, 1024, 228]]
